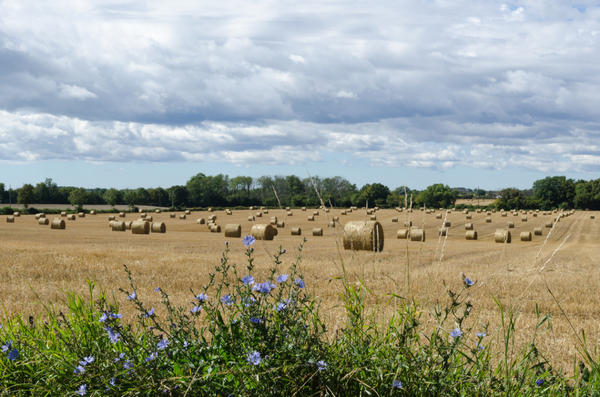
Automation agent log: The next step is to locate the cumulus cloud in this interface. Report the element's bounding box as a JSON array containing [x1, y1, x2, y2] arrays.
[[0, 0, 599, 174]]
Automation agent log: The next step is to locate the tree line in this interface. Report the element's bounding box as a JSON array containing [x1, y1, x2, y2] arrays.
[[1, 174, 599, 211]]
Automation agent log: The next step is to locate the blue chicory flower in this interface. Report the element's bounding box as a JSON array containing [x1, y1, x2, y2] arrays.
[[464, 276, 475, 286], [316, 360, 327, 371], [243, 296, 256, 307], [157, 338, 169, 350], [128, 291, 136, 300], [144, 308, 155, 318], [123, 361, 133, 369], [392, 379, 403, 389], [109, 312, 122, 319], [242, 235, 256, 247], [191, 305, 202, 314], [276, 274, 289, 283], [250, 317, 262, 324], [145, 352, 158, 362], [536, 378, 544, 386], [114, 352, 125, 362], [195, 293, 208, 302], [221, 295, 233, 305], [247, 350, 261, 366], [74, 365, 86, 375], [476, 332, 487, 338], [154, 287, 161, 292], [242, 275, 254, 285], [1, 340, 12, 352], [104, 327, 121, 344], [7, 349, 18, 361], [450, 328, 462, 338], [76, 384, 87, 396], [253, 281, 276, 294], [295, 278, 305, 288], [99, 313, 108, 323]]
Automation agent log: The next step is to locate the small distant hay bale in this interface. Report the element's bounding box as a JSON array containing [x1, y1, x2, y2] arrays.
[[410, 228, 425, 242], [108, 215, 116, 221], [507, 221, 514, 228], [125, 221, 132, 230], [533, 213, 537, 217], [466, 214, 472, 219], [333, 216, 339, 221], [307, 215, 314, 221], [366, 209, 374, 215], [111, 221, 126, 231], [179, 214, 186, 220], [255, 212, 263, 218], [78, 212, 85, 218], [404, 220, 412, 227], [439, 228, 448, 236], [226, 209, 232, 215], [155, 209, 161, 213], [197, 218, 206, 224], [249, 206, 254, 210], [485, 217, 492, 223], [51, 218, 65, 229], [287, 211, 293, 216], [312, 227, 323, 236], [224, 224, 241, 237], [35, 213, 44, 219], [328, 221, 335, 228], [277, 221, 285, 228], [534, 227, 542, 236], [285, 206, 290, 210], [119, 212, 125, 218], [145, 216, 153, 222], [476, 209, 482, 213], [396, 228, 409, 239], [591, 215, 595, 219], [67, 214, 76, 220], [391, 217, 398, 222], [185, 210, 191, 215], [208, 215, 217, 222], [465, 223, 473, 230], [13, 212, 20, 217], [370, 215, 377, 221], [248, 215, 255, 221], [263, 209, 269, 214], [208, 208, 214, 212], [521, 216, 527, 222], [465, 230, 477, 240], [151, 222, 166, 233], [325, 209, 330, 213], [494, 229, 511, 243], [444, 221, 451, 227], [501, 212, 507, 217], [486, 212, 491, 216], [269, 216, 278, 225], [313, 211, 319, 216], [343, 221, 384, 251], [520, 231, 532, 241], [90, 210, 96, 215], [250, 224, 277, 240], [302, 207, 307, 211], [131, 220, 150, 234], [139, 208, 144, 213], [463, 209, 469, 214], [140, 213, 147, 218], [170, 213, 176, 218], [291, 227, 302, 235], [38, 218, 49, 225], [60, 211, 67, 217], [341, 210, 346, 215], [436, 214, 442, 219], [6, 216, 15, 223]]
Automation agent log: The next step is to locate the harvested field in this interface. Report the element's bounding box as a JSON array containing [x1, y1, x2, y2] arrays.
[[1, 208, 598, 373]]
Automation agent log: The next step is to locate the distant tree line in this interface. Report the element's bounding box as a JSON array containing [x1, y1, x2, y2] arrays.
[[1, 174, 599, 211]]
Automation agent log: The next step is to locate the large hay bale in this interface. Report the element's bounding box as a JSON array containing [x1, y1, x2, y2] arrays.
[[370, 215, 377, 221], [313, 210, 319, 216], [534, 227, 542, 236], [250, 224, 277, 240], [119, 212, 125, 217], [61, 211, 67, 217], [494, 229, 511, 243], [439, 228, 448, 236], [263, 209, 269, 214], [6, 216, 14, 223], [312, 227, 323, 236], [520, 231, 532, 241], [507, 221, 514, 228], [151, 222, 166, 233], [291, 227, 302, 235], [485, 216, 492, 223], [108, 215, 116, 221], [224, 224, 241, 237], [38, 218, 49, 225], [287, 211, 293, 216], [197, 218, 206, 224], [410, 228, 425, 242], [51, 218, 65, 229], [465, 223, 473, 230], [170, 213, 176, 218], [307, 215, 314, 221], [501, 212, 507, 217], [131, 220, 150, 234], [465, 230, 477, 240], [78, 212, 85, 218], [179, 214, 186, 220], [396, 228, 409, 239], [111, 221, 126, 231], [343, 221, 384, 251]]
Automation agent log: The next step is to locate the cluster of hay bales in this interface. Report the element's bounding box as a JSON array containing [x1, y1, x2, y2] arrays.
[[343, 221, 384, 251]]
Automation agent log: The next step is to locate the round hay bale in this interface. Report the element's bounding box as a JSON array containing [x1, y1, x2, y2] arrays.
[[78, 212, 85, 218], [269, 216, 278, 225], [125, 221, 132, 230], [313, 211, 319, 216], [485, 216, 492, 223], [391, 217, 398, 222], [396, 228, 409, 239], [466, 214, 472, 220], [248, 215, 255, 222], [249, 206, 254, 210], [263, 209, 269, 214], [439, 228, 448, 236], [250, 224, 277, 240], [224, 224, 241, 237], [285, 206, 290, 210], [521, 216, 527, 222], [520, 231, 532, 241], [35, 213, 44, 219], [6, 216, 15, 223], [60, 211, 67, 217], [140, 213, 147, 218], [341, 210, 346, 215], [591, 215, 595, 219], [307, 215, 314, 221], [534, 227, 542, 236], [410, 228, 425, 242], [370, 215, 377, 221], [131, 220, 150, 234], [155, 209, 161, 213], [463, 209, 469, 214], [465, 230, 478, 240], [465, 223, 473, 230], [436, 214, 442, 219], [343, 221, 384, 251], [197, 218, 206, 224], [486, 212, 491, 216], [312, 227, 323, 236], [145, 216, 153, 222], [51, 218, 65, 229], [494, 229, 511, 243], [185, 210, 191, 215], [151, 222, 166, 233], [507, 222, 514, 228], [179, 214, 186, 220], [333, 216, 339, 221], [208, 215, 217, 222], [13, 212, 20, 217], [38, 218, 49, 225], [533, 213, 537, 217], [108, 215, 116, 221], [443, 220, 451, 227], [90, 210, 96, 215], [111, 221, 126, 231], [404, 220, 412, 227], [139, 208, 144, 213], [170, 213, 176, 218], [366, 209, 374, 215], [328, 221, 335, 228], [501, 212, 507, 217], [67, 214, 76, 220], [325, 209, 330, 213], [119, 212, 125, 217], [255, 212, 263, 218], [291, 227, 302, 235], [277, 221, 285, 228], [302, 207, 307, 211], [287, 211, 293, 216]]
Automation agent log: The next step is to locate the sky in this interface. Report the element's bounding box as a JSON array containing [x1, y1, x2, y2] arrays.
[[1, 1, 599, 190]]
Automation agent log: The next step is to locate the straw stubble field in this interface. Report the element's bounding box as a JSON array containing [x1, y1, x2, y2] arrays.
[[1, 208, 599, 373]]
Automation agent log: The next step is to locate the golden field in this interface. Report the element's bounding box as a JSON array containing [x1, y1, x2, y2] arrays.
[[1, 207, 599, 373]]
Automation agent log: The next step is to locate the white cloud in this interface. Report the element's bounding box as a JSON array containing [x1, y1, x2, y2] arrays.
[[58, 84, 97, 100]]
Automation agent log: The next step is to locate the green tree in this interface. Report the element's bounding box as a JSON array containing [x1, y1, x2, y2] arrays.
[[167, 185, 188, 208], [18, 184, 35, 209], [574, 179, 600, 210], [495, 188, 526, 210], [0, 183, 5, 204], [68, 188, 88, 211], [414, 184, 457, 208], [122, 190, 137, 209], [186, 173, 229, 207], [533, 176, 575, 209], [103, 188, 120, 208], [353, 183, 391, 207], [150, 187, 169, 207]]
